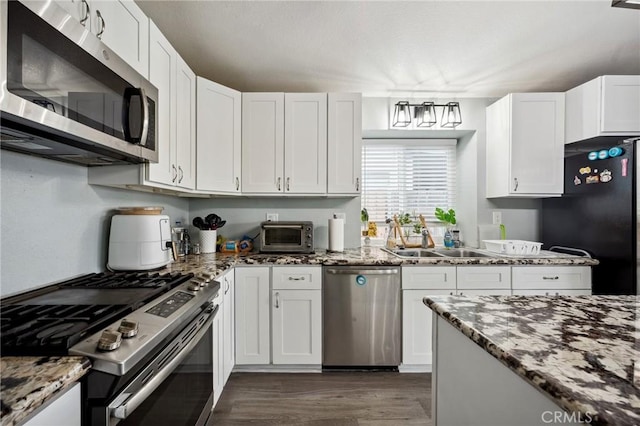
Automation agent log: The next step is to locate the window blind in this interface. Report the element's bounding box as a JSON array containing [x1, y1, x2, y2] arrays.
[[361, 139, 457, 223]]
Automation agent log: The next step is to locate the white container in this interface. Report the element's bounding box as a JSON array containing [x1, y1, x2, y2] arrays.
[[483, 240, 542, 256], [200, 230, 217, 253], [328, 218, 344, 252]]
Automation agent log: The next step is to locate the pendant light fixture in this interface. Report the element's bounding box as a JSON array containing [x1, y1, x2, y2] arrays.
[[392, 101, 462, 128]]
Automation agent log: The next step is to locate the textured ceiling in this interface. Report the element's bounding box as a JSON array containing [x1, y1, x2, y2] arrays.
[[136, 0, 640, 97]]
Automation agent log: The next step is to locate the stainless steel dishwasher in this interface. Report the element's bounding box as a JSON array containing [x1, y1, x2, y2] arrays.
[[322, 266, 401, 368]]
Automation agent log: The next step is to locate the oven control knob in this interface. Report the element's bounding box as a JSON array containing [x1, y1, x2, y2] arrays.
[[201, 272, 215, 281], [97, 329, 122, 351], [188, 282, 201, 292], [118, 319, 139, 338], [193, 278, 207, 287]]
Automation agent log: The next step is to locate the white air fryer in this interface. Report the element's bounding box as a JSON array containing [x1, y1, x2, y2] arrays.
[[108, 215, 173, 271]]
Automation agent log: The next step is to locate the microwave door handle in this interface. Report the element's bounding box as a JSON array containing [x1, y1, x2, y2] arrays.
[[110, 306, 217, 420], [122, 87, 149, 145]]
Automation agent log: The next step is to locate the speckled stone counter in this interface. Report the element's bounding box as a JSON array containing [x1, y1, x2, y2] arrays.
[[162, 247, 599, 279], [423, 295, 639, 426], [0, 356, 90, 426]]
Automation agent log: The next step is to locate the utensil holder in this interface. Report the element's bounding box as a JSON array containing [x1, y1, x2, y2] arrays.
[[200, 230, 217, 253]]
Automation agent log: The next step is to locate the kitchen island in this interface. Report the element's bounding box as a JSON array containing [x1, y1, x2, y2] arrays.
[[423, 295, 639, 426]]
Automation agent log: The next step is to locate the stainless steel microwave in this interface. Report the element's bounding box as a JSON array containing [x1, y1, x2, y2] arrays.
[[260, 221, 314, 254], [0, 0, 158, 166]]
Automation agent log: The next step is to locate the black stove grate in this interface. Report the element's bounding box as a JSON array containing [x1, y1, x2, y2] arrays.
[[0, 271, 193, 356]]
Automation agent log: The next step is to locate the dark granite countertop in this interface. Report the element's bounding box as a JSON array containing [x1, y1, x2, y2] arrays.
[[423, 295, 639, 426], [0, 356, 91, 426]]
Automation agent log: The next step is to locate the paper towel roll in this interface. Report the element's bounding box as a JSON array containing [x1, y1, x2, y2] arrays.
[[328, 218, 344, 252]]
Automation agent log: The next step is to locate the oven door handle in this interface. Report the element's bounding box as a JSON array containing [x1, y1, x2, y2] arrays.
[[111, 304, 218, 420]]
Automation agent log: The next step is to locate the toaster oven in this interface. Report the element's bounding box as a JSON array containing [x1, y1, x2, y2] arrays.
[[260, 221, 314, 254]]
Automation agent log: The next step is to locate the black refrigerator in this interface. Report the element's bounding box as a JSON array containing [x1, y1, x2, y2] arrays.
[[541, 139, 637, 295]]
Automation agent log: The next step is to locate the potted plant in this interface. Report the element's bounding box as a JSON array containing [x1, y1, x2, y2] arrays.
[[361, 208, 369, 236], [435, 207, 456, 248]]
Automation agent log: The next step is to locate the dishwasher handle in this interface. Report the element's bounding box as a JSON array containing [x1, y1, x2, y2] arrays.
[[325, 268, 400, 275]]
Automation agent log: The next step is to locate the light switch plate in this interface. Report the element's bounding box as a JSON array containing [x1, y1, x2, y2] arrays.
[[266, 213, 278, 222], [492, 211, 502, 225]]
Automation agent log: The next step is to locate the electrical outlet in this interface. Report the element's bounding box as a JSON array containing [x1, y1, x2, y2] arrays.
[[492, 211, 502, 225], [266, 213, 278, 222], [333, 212, 346, 223]]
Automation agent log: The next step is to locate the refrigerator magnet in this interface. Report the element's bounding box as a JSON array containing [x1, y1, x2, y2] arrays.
[[579, 166, 591, 175], [586, 175, 600, 184], [574, 176, 582, 186], [600, 169, 612, 183], [598, 150, 609, 160], [588, 151, 598, 161], [622, 158, 628, 177]]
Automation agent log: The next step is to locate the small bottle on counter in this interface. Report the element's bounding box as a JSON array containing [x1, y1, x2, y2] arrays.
[[443, 229, 454, 248]]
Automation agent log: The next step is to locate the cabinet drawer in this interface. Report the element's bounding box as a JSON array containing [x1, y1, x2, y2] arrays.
[[456, 266, 511, 290], [513, 289, 591, 296], [457, 289, 512, 296], [402, 266, 456, 290], [272, 266, 322, 290], [512, 266, 591, 290]]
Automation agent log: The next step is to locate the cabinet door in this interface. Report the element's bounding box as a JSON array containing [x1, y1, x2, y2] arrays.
[[242, 93, 285, 193], [175, 55, 196, 189], [222, 271, 235, 385], [235, 267, 271, 365], [212, 304, 224, 407], [146, 21, 176, 186], [23, 382, 81, 426], [272, 289, 322, 365], [54, 0, 91, 30], [402, 289, 453, 367], [601, 75, 640, 133], [509, 93, 564, 195], [284, 93, 327, 193], [196, 78, 242, 193], [457, 266, 511, 290], [328, 93, 362, 194], [91, 0, 149, 78]]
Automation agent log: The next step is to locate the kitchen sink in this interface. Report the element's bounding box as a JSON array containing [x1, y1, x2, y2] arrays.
[[432, 249, 493, 258], [385, 247, 493, 258]]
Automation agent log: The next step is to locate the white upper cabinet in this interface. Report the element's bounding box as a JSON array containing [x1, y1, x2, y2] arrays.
[[175, 56, 196, 189], [197, 78, 242, 193], [565, 75, 640, 143], [486, 93, 565, 198], [284, 93, 328, 194], [146, 21, 176, 186], [327, 93, 362, 195], [54, 0, 149, 77], [242, 93, 285, 193], [242, 93, 333, 195]]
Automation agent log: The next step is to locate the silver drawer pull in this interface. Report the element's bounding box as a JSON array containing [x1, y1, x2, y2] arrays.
[[275, 292, 280, 308], [542, 276, 559, 280], [288, 277, 305, 281]]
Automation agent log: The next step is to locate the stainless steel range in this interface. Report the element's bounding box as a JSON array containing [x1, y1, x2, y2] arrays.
[[1, 271, 220, 426]]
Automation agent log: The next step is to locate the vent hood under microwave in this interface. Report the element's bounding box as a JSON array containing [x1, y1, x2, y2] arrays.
[[0, 0, 158, 166]]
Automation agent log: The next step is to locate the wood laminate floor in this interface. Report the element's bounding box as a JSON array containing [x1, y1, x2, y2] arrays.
[[212, 372, 432, 425]]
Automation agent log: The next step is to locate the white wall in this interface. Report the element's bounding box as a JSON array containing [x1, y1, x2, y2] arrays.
[[189, 197, 361, 250], [0, 151, 189, 296], [362, 96, 542, 247]]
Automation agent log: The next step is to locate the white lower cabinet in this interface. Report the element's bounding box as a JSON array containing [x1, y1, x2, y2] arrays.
[[212, 296, 224, 406], [511, 266, 592, 295], [23, 382, 81, 426], [271, 266, 322, 365], [234, 267, 271, 365], [222, 271, 235, 385]]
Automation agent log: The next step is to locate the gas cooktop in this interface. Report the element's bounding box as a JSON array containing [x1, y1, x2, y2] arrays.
[[0, 272, 194, 356]]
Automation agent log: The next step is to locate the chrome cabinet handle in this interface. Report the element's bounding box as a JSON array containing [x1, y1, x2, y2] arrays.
[[235, 177, 240, 191], [288, 277, 305, 281], [275, 292, 280, 308], [356, 177, 360, 191], [80, 0, 90, 26], [224, 277, 229, 294], [542, 276, 559, 280], [277, 177, 282, 191], [178, 166, 184, 183], [513, 177, 519, 192], [286, 177, 290, 191], [96, 10, 105, 39], [172, 165, 177, 182]]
